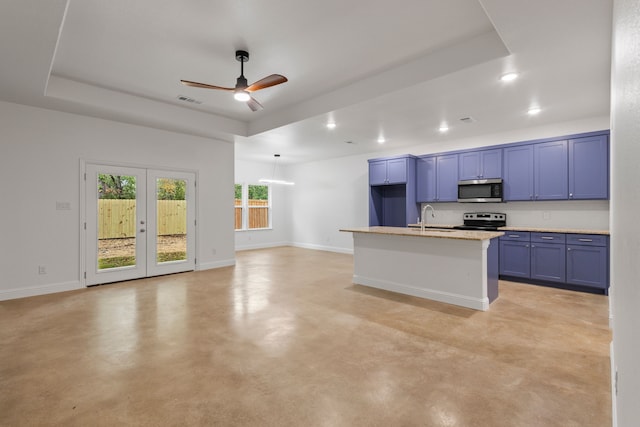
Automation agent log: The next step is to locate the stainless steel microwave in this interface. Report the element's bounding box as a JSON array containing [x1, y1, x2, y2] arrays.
[[458, 178, 503, 203]]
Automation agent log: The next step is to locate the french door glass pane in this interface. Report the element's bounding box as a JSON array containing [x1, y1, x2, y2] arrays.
[[97, 174, 137, 270], [156, 178, 187, 263]]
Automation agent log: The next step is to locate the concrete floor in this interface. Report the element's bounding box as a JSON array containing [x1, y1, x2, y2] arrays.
[[0, 247, 611, 426]]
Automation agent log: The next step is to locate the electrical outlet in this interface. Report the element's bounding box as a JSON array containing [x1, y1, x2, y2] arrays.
[[38, 265, 46, 275]]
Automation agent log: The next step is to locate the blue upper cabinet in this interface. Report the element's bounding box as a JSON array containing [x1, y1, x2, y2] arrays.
[[416, 156, 436, 202], [369, 161, 388, 186], [504, 140, 569, 201], [436, 154, 459, 201], [568, 135, 609, 199], [534, 140, 568, 200], [386, 158, 408, 184], [417, 154, 458, 202], [458, 149, 502, 180], [369, 158, 407, 185], [503, 145, 534, 201]]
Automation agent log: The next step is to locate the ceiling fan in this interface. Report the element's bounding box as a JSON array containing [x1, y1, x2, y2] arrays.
[[180, 50, 288, 111]]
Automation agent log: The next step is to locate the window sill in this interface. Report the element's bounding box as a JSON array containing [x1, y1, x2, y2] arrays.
[[235, 227, 273, 232]]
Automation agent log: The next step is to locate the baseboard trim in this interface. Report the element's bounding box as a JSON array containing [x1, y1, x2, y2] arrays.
[[290, 242, 353, 255], [196, 259, 235, 271], [0, 280, 83, 301], [353, 275, 488, 311], [235, 242, 289, 251]]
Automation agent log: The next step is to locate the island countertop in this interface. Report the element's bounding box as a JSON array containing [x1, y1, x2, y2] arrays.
[[339, 226, 504, 241]]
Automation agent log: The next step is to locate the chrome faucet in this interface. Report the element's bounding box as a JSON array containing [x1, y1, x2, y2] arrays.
[[421, 204, 435, 232]]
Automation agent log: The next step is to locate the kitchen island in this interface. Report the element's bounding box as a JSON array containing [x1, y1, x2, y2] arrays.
[[340, 227, 504, 311]]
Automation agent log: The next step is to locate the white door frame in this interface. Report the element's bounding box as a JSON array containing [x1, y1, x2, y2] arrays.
[[80, 160, 198, 286]]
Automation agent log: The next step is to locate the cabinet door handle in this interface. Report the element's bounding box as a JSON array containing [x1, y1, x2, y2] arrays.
[[541, 236, 554, 240], [531, 245, 535, 248], [525, 244, 529, 248], [569, 193, 573, 198], [578, 238, 593, 242], [567, 247, 572, 251], [508, 235, 521, 238]]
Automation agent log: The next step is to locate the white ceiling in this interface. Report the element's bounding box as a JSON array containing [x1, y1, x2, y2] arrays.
[[0, 0, 611, 164]]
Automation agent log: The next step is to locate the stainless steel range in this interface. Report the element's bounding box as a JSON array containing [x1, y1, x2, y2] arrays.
[[453, 212, 507, 231]]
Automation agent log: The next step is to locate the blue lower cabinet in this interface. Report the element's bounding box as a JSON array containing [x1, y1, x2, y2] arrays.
[[531, 242, 566, 283], [566, 234, 609, 290], [499, 240, 530, 278], [499, 231, 609, 294]]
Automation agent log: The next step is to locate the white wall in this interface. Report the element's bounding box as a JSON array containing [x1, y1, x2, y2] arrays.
[[0, 101, 235, 300], [288, 154, 370, 253], [287, 116, 610, 253], [611, 0, 640, 425], [234, 159, 291, 250]]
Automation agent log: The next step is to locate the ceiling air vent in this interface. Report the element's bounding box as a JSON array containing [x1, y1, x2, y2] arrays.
[[177, 95, 202, 104], [459, 116, 476, 124]]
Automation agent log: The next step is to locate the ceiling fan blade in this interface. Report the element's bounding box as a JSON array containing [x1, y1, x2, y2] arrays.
[[247, 96, 263, 112], [180, 80, 234, 91], [246, 74, 288, 92]]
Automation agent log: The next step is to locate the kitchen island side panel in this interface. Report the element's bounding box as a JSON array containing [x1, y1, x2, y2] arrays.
[[351, 233, 492, 310]]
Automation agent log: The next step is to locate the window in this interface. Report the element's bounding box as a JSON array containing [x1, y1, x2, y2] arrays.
[[235, 183, 271, 230]]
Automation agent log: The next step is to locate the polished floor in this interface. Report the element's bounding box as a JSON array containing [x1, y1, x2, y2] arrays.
[[0, 247, 611, 426]]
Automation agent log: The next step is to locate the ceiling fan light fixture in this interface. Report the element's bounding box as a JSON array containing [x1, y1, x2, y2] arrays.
[[234, 90, 251, 102], [180, 49, 287, 111]]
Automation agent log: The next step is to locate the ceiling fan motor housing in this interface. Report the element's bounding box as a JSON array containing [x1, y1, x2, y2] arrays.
[[236, 50, 249, 62]]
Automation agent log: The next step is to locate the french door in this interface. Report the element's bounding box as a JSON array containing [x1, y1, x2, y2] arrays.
[[85, 164, 196, 286]]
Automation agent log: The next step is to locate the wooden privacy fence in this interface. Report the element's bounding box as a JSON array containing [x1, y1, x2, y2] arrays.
[[235, 199, 269, 229], [98, 199, 186, 239]]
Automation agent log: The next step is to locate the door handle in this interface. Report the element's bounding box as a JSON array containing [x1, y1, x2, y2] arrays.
[[140, 229, 146, 233]]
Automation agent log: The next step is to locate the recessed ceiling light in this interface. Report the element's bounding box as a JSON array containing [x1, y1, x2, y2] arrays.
[[500, 72, 519, 82], [326, 122, 336, 129], [439, 125, 449, 133], [377, 136, 386, 144], [528, 107, 541, 115]]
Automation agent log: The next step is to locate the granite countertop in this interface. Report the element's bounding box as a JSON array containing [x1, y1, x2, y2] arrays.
[[498, 226, 609, 235], [407, 224, 610, 235], [339, 226, 504, 241]]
